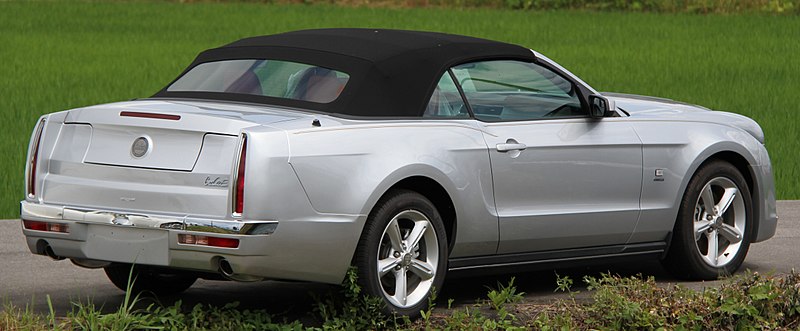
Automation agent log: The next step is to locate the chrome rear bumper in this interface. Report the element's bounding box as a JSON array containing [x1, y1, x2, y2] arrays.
[[19, 200, 278, 278], [19, 200, 364, 285]]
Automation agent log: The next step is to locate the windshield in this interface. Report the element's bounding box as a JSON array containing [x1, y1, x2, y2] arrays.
[[167, 59, 350, 104]]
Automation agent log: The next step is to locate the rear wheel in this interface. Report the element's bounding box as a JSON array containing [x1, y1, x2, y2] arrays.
[[355, 190, 448, 317], [104, 263, 197, 296], [663, 161, 752, 280]]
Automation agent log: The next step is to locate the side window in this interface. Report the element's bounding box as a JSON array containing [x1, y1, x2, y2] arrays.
[[423, 72, 469, 118], [452, 60, 584, 121]]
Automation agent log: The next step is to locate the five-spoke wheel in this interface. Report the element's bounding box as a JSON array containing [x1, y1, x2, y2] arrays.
[[692, 177, 746, 267], [663, 161, 752, 280], [356, 190, 447, 316], [377, 210, 439, 308]]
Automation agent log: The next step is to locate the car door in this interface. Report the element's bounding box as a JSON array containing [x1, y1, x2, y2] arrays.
[[451, 60, 643, 254]]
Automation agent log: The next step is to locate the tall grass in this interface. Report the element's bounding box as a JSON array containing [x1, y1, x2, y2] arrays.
[[0, 2, 798, 217]]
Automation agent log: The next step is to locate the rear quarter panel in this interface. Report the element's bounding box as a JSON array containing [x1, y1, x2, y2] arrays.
[[285, 120, 499, 258]]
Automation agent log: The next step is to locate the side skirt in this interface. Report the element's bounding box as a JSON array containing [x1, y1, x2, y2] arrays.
[[447, 242, 666, 277]]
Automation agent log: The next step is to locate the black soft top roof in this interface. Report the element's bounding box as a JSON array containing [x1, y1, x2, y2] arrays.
[[153, 28, 536, 117]]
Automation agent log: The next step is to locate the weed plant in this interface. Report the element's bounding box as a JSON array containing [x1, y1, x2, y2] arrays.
[[535, 271, 800, 329]]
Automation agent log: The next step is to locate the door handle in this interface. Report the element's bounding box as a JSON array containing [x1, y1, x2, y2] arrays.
[[496, 139, 527, 152]]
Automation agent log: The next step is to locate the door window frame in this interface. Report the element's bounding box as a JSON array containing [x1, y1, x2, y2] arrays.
[[443, 59, 592, 123]]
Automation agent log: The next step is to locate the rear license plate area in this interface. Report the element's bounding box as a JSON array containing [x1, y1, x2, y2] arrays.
[[85, 225, 169, 265]]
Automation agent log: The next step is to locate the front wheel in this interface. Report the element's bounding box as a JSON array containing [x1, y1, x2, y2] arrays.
[[104, 263, 197, 296], [663, 161, 753, 280], [355, 190, 448, 317]]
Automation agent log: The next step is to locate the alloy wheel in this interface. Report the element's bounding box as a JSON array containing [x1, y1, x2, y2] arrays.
[[692, 177, 746, 267], [376, 209, 439, 308]]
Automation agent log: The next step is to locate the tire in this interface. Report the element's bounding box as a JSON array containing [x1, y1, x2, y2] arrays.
[[662, 160, 753, 280], [355, 189, 448, 317], [104, 263, 197, 296]]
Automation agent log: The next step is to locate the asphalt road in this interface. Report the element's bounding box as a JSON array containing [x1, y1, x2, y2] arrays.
[[1, 201, 798, 321]]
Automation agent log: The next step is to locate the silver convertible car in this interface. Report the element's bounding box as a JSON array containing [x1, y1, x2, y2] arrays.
[[21, 29, 777, 315]]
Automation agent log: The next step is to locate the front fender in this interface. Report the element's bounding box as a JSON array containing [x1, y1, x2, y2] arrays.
[[629, 120, 766, 243]]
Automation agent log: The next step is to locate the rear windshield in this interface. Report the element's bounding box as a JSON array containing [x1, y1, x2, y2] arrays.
[[167, 59, 350, 104]]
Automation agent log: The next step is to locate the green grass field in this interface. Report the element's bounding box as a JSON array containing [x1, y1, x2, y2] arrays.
[[0, 1, 798, 218]]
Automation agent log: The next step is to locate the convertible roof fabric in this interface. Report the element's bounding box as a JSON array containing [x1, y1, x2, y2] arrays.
[[153, 28, 536, 117]]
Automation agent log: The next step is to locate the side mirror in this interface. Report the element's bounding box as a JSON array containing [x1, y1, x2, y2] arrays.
[[588, 94, 615, 119]]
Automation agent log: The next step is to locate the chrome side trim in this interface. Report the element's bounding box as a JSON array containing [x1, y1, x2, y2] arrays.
[[20, 201, 277, 235]]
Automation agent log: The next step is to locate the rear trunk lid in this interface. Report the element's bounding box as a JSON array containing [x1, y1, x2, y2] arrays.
[[42, 100, 299, 217], [66, 100, 298, 171]]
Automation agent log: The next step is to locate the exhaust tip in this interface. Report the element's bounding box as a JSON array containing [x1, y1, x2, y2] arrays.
[[215, 257, 263, 282], [44, 245, 64, 261], [36, 240, 64, 260], [218, 258, 234, 277]]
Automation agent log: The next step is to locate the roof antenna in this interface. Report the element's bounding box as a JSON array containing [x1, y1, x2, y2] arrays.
[[312, 119, 321, 127]]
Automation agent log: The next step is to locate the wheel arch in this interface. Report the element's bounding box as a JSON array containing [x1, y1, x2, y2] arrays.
[[673, 145, 760, 238], [359, 170, 459, 255], [693, 150, 758, 235], [389, 176, 457, 253], [707, 151, 756, 199]]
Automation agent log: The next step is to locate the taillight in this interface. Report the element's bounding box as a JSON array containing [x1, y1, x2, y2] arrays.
[[27, 118, 46, 198], [233, 134, 247, 215], [22, 220, 69, 233], [178, 234, 239, 248]]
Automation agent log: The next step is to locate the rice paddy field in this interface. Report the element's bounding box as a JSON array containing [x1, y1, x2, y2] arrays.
[[0, 1, 798, 218]]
